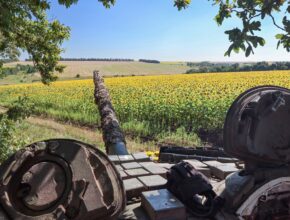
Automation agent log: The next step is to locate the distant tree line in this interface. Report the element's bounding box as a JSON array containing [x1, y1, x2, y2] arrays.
[[25, 58, 163, 63], [0, 59, 18, 63], [0, 64, 37, 78], [25, 58, 135, 62], [186, 62, 290, 74], [139, 59, 160, 64]]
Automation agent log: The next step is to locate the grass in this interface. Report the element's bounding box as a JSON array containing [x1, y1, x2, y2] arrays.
[[24, 117, 105, 149], [1, 105, 156, 154], [16, 116, 157, 153], [158, 127, 202, 147], [1, 107, 200, 152], [0, 72, 39, 85]]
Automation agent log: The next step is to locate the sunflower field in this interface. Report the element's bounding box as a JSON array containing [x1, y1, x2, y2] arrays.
[[0, 71, 289, 138]]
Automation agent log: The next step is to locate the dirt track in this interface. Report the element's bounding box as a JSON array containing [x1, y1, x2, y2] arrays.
[[0, 106, 154, 152]]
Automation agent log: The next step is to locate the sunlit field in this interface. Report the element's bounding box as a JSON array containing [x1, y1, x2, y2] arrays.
[[0, 71, 289, 138], [4, 61, 189, 78]]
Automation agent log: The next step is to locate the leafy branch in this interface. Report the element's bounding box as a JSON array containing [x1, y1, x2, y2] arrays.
[[213, 0, 289, 57]]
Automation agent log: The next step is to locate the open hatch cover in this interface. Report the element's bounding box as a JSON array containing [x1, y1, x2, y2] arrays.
[[0, 139, 126, 220], [224, 86, 290, 167]]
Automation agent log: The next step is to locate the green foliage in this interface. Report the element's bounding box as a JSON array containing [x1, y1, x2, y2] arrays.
[[1, 64, 37, 78], [122, 120, 152, 138], [213, 0, 289, 57], [58, 0, 116, 8], [0, 1, 70, 84], [186, 61, 290, 73], [0, 96, 34, 162], [0, 32, 19, 62], [0, 115, 19, 162], [158, 127, 202, 147], [276, 16, 290, 51], [6, 96, 35, 121], [174, 0, 191, 10], [98, 0, 116, 8]]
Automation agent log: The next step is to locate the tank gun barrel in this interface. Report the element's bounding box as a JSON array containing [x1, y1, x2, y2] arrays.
[[93, 71, 129, 155]]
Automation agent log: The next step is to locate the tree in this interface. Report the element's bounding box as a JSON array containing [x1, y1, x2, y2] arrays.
[[0, 1, 70, 84], [0, 0, 289, 83], [212, 0, 290, 57]]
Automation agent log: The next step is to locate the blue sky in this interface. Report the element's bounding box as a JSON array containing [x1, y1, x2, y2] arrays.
[[42, 0, 290, 62]]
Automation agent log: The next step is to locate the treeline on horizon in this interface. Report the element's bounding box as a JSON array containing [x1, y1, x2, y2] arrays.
[[58, 58, 162, 63], [138, 59, 160, 64], [0, 64, 37, 78], [31, 58, 135, 62], [24, 58, 162, 63], [186, 61, 290, 74], [0, 59, 18, 63]]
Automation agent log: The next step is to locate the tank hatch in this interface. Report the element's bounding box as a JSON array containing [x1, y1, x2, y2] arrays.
[[224, 86, 290, 167], [0, 139, 126, 220]]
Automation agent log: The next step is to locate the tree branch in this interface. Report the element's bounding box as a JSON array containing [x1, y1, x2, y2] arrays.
[[269, 13, 286, 31]]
